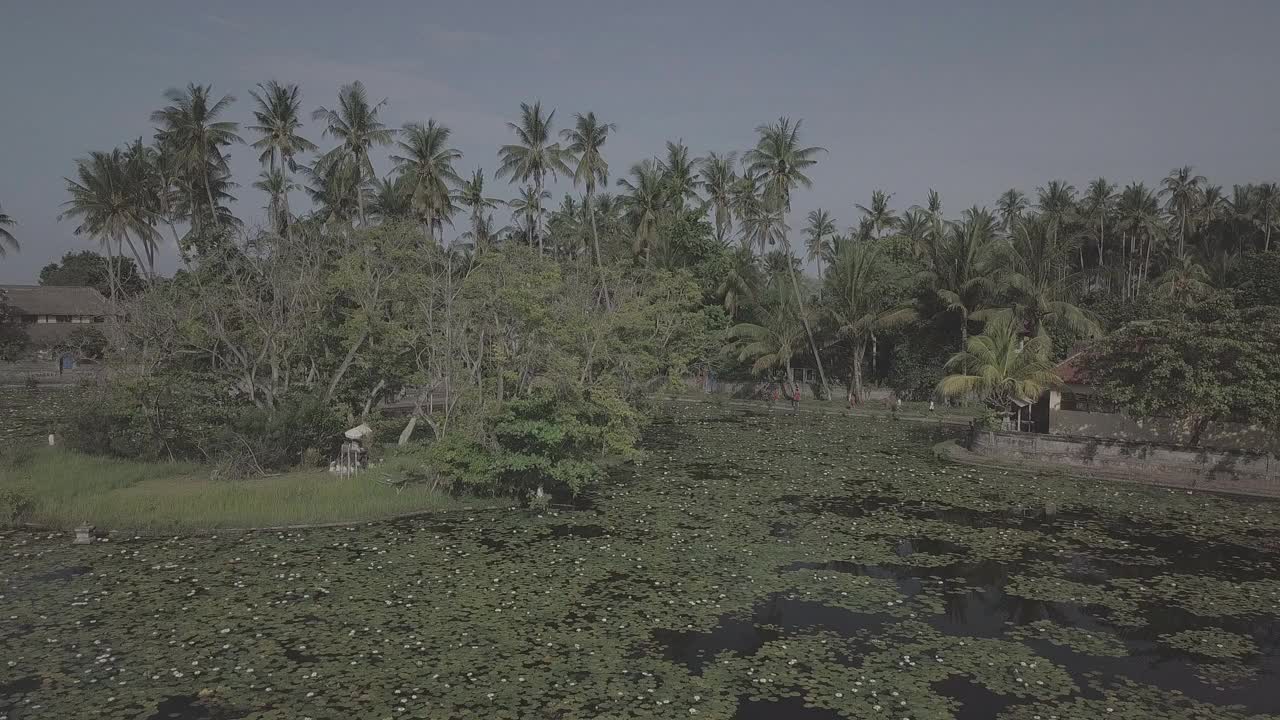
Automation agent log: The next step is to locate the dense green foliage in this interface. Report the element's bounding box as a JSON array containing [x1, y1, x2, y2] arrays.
[[39, 250, 144, 297], [0, 288, 28, 360]]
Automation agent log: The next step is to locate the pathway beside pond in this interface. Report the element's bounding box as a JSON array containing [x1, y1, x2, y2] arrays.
[[3, 404, 1279, 719]]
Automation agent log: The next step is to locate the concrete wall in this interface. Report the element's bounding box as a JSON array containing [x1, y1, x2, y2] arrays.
[[1050, 409, 1280, 454], [970, 429, 1280, 498]]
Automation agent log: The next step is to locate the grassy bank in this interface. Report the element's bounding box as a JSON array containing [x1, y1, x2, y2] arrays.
[[0, 448, 465, 532]]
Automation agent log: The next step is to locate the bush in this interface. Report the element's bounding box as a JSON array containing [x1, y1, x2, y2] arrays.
[[63, 373, 233, 461], [216, 397, 346, 475], [0, 487, 36, 526]]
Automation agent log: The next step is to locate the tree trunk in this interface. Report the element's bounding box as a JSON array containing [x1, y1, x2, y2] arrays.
[[780, 236, 830, 399], [323, 330, 367, 403], [587, 191, 611, 310], [533, 176, 543, 253], [850, 340, 866, 405], [959, 307, 969, 351]]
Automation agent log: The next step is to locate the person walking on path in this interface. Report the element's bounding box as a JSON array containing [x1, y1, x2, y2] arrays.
[[790, 385, 801, 412]]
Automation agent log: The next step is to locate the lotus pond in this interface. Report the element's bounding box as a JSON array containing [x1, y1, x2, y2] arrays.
[[4, 403, 1280, 719]]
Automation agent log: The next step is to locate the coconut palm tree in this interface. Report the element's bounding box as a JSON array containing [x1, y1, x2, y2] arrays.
[[1253, 182, 1280, 252], [561, 112, 616, 295], [497, 101, 570, 252], [369, 174, 414, 222], [248, 81, 315, 237], [1035, 180, 1077, 225], [1154, 253, 1213, 305], [301, 156, 363, 231], [1159, 165, 1206, 256], [252, 168, 298, 236], [699, 152, 737, 244], [456, 169, 502, 253], [938, 316, 1059, 415], [895, 208, 931, 258], [803, 209, 836, 280], [997, 214, 1100, 340], [312, 81, 395, 227], [0, 202, 17, 256], [508, 186, 551, 250], [718, 245, 760, 319], [1117, 182, 1164, 298], [659, 140, 701, 212], [996, 189, 1028, 231], [825, 240, 913, 404], [729, 305, 807, 385], [1080, 178, 1116, 268], [151, 83, 242, 232], [917, 209, 999, 349], [856, 190, 898, 239], [60, 150, 160, 299], [392, 120, 463, 245], [744, 117, 830, 397], [617, 159, 667, 264]]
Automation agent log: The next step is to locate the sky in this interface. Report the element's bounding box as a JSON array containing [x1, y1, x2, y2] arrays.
[[1, 0, 1279, 282]]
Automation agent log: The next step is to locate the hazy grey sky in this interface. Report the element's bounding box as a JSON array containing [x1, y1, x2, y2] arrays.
[[2, 0, 1278, 282]]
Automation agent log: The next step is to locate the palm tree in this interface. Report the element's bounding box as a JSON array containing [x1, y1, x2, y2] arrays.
[[1154, 253, 1213, 305], [368, 174, 414, 222], [744, 117, 830, 397], [301, 156, 363, 231], [617, 159, 667, 264], [717, 245, 759, 319], [856, 190, 898, 239], [659, 140, 701, 212], [731, 168, 766, 250], [1253, 182, 1280, 252], [1117, 182, 1164, 298], [456, 169, 502, 253], [895, 208, 931, 258], [938, 316, 1060, 416], [998, 214, 1100, 339], [699, 152, 737, 244], [917, 209, 999, 349], [251, 168, 298, 236], [392, 120, 463, 244], [150, 83, 243, 232], [497, 101, 570, 252], [1035, 180, 1077, 225], [508, 186, 551, 249], [312, 81, 395, 227], [0, 202, 17, 256], [729, 306, 807, 385], [1159, 165, 1206, 256], [60, 150, 160, 299], [825, 240, 912, 404], [996, 189, 1028, 231], [803, 209, 836, 280], [248, 81, 315, 238], [561, 112, 617, 296], [1080, 178, 1116, 268]]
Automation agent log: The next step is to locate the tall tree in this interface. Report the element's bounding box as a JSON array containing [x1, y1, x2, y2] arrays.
[[312, 81, 395, 227], [659, 140, 701, 212], [150, 83, 242, 232], [248, 81, 315, 238], [996, 188, 1028, 231], [1080, 178, 1116, 268], [1159, 165, 1206, 256], [0, 202, 18, 256], [617, 160, 667, 264], [856, 190, 898, 239], [699, 151, 737, 244], [938, 316, 1059, 415], [60, 150, 160, 300], [803, 208, 836, 280], [998, 214, 1100, 340], [1253, 182, 1280, 253], [744, 117, 830, 397], [825, 240, 911, 404], [369, 174, 414, 222], [1117, 182, 1164, 298], [392, 119, 463, 244], [561, 112, 617, 299], [1035, 180, 1077, 226], [456, 169, 501, 254], [917, 208, 999, 348], [497, 101, 570, 252]]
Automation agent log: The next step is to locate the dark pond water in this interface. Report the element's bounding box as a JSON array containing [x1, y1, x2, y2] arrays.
[[3, 403, 1280, 719]]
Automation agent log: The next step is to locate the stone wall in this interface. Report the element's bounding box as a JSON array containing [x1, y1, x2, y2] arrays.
[[969, 428, 1280, 499], [1050, 409, 1280, 454]]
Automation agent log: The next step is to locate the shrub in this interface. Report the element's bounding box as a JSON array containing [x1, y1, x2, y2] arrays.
[[0, 487, 36, 527], [63, 373, 233, 461], [217, 396, 346, 474]]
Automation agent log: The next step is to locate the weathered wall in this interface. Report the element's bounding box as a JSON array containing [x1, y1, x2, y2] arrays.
[[1050, 409, 1280, 454], [970, 429, 1280, 499]]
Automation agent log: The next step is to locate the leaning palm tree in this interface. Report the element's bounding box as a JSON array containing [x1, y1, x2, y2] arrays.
[[617, 159, 667, 264], [456, 169, 502, 253], [699, 151, 737, 244], [938, 316, 1060, 416], [497, 101, 570, 252], [312, 81, 395, 227], [0, 202, 17, 256], [150, 83, 242, 232], [659, 140, 701, 213], [248, 81, 316, 237], [1159, 165, 1207, 256], [60, 150, 160, 299], [392, 119, 463, 244], [561, 112, 617, 295], [825, 240, 912, 404], [803, 208, 836, 280], [744, 117, 830, 397], [856, 190, 898, 239]]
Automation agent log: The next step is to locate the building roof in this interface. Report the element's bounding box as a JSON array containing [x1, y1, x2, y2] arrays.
[[1054, 352, 1087, 384], [0, 285, 111, 316]]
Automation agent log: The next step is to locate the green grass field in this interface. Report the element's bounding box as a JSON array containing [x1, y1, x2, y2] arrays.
[[0, 447, 463, 531]]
